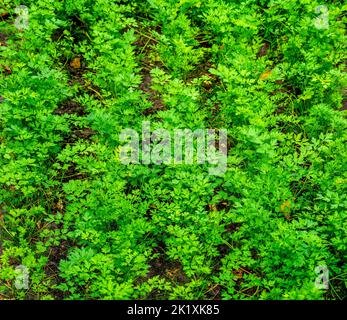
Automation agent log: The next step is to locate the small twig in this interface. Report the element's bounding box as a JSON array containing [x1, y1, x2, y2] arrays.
[[135, 30, 158, 43], [140, 37, 152, 55]]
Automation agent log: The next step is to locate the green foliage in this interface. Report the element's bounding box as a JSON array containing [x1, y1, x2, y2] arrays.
[[0, 0, 346, 300]]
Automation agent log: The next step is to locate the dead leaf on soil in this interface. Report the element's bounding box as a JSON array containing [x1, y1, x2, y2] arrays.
[[70, 57, 81, 69]]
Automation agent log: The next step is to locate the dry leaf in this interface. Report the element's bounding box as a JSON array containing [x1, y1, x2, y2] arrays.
[[208, 204, 218, 211], [3, 66, 11, 74], [56, 200, 64, 212], [70, 57, 81, 69], [259, 70, 272, 80], [280, 200, 291, 213]]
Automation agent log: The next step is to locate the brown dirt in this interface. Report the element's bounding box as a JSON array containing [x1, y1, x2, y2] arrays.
[[134, 28, 167, 116], [339, 100, 347, 111], [137, 242, 190, 299], [54, 100, 86, 116], [139, 72, 165, 115], [257, 42, 270, 58], [0, 13, 10, 21], [0, 32, 8, 46], [61, 163, 88, 182]]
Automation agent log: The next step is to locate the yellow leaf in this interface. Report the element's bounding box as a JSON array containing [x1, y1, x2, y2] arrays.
[[280, 200, 291, 213], [70, 57, 81, 69], [259, 70, 272, 80], [208, 204, 218, 211]]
